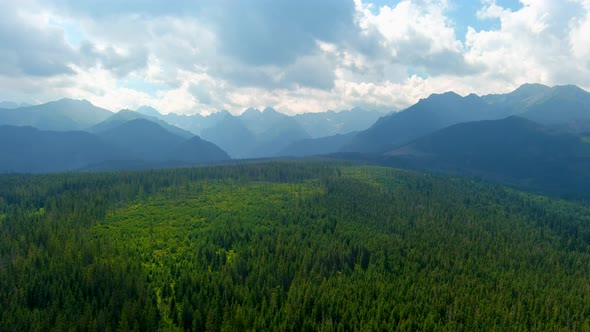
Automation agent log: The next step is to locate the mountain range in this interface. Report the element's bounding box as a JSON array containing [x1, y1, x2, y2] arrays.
[[339, 84, 590, 155], [0, 98, 384, 171], [0, 98, 112, 131], [325, 83, 590, 198], [3, 83, 590, 199], [136, 105, 383, 158], [0, 118, 230, 173], [381, 116, 590, 198]]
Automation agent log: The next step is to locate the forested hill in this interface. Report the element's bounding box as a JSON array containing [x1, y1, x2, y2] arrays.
[[1, 161, 590, 330]]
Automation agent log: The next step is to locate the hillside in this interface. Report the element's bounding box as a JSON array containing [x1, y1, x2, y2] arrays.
[[0, 125, 123, 173], [384, 116, 590, 198], [0, 98, 112, 131], [279, 132, 357, 157], [344, 84, 590, 155], [90, 109, 193, 139], [293, 108, 383, 138], [170, 136, 231, 163], [200, 113, 257, 158], [0, 118, 230, 173], [96, 118, 230, 163], [343, 92, 497, 153], [96, 119, 187, 161], [1, 162, 590, 330]]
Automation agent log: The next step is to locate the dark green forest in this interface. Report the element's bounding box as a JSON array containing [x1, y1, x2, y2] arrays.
[[1, 162, 590, 331]]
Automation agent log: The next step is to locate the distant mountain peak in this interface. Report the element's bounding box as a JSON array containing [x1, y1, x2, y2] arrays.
[[137, 105, 162, 117], [262, 107, 279, 114], [512, 83, 551, 95], [518, 82, 550, 89], [550, 84, 589, 95], [55, 98, 93, 105], [241, 107, 260, 116], [117, 109, 135, 114], [422, 91, 461, 101], [417, 91, 464, 106]]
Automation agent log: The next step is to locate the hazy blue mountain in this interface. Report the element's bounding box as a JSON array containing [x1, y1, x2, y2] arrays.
[[483, 84, 590, 125], [279, 132, 357, 157], [0, 125, 123, 173], [0, 98, 112, 131], [137, 106, 312, 158], [239, 107, 262, 123], [170, 136, 231, 163], [293, 108, 383, 138], [90, 109, 193, 139], [95, 119, 188, 161], [138, 105, 382, 140], [482, 83, 551, 110], [182, 110, 231, 135], [197, 107, 310, 158], [200, 113, 257, 158], [520, 85, 590, 125], [138, 105, 236, 136], [238, 107, 293, 135], [382, 116, 590, 198], [343, 92, 497, 153], [136, 105, 163, 118], [137, 106, 205, 133], [95, 118, 230, 163], [250, 109, 311, 157]]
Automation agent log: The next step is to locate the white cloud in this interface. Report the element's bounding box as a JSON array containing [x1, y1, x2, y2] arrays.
[[1, 0, 590, 116], [464, 0, 590, 91]]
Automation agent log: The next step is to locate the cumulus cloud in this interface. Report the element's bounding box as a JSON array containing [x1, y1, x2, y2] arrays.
[[204, 0, 357, 66], [0, 1, 77, 77], [1, 0, 590, 115], [465, 0, 588, 87], [354, 0, 479, 76]]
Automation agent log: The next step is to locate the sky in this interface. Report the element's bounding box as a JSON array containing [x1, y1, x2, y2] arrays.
[[1, 0, 589, 115]]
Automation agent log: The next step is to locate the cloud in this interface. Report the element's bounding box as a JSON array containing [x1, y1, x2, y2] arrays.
[[1, 0, 590, 116], [204, 0, 357, 66], [354, 0, 479, 76], [570, 0, 590, 67], [79, 42, 149, 77], [49, 0, 203, 18], [0, 2, 77, 77], [465, 0, 588, 86], [188, 81, 213, 105], [282, 53, 336, 90]]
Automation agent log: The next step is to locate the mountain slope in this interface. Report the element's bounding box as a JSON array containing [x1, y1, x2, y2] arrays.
[[200, 113, 257, 158], [384, 116, 590, 198], [90, 109, 193, 139], [482, 83, 551, 110], [170, 136, 231, 163], [482, 84, 590, 125], [95, 119, 187, 161], [0, 99, 112, 131], [279, 132, 357, 157], [254, 114, 311, 157], [521, 85, 590, 125], [343, 92, 496, 153], [96, 118, 230, 164], [137, 106, 234, 136], [293, 108, 383, 138], [0, 125, 123, 173]]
